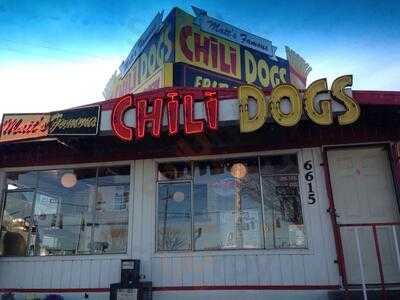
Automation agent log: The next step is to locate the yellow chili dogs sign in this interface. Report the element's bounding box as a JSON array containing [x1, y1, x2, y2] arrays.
[[175, 9, 241, 79], [239, 75, 360, 132]]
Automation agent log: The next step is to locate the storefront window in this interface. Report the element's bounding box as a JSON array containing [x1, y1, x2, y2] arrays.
[[193, 158, 263, 250], [0, 165, 131, 256], [157, 182, 192, 251], [94, 166, 130, 254], [157, 154, 306, 252], [0, 191, 34, 256], [32, 168, 97, 256], [260, 155, 306, 249]]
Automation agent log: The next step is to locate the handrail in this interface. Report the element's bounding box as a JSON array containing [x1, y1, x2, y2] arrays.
[[338, 222, 400, 300], [354, 227, 368, 300]]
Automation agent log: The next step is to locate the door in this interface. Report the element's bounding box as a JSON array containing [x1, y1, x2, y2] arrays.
[[328, 146, 400, 284]]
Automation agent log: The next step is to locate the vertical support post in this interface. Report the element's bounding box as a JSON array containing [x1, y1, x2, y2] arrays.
[[258, 156, 267, 249], [355, 227, 368, 300], [322, 149, 350, 299], [190, 161, 195, 251], [372, 225, 388, 300]]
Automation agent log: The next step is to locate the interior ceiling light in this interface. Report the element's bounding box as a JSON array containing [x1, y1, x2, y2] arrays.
[[61, 172, 77, 188], [230, 163, 247, 179], [172, 191, 185, 202]]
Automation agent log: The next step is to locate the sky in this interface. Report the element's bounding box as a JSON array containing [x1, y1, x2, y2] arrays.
[[0, 0, 399, 116]]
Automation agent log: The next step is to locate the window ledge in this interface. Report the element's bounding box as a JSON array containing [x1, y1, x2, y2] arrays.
[[152, 248, 314, 258]]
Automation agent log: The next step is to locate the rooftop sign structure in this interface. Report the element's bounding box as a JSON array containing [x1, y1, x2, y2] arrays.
[[103, 7, 311, 100], [0, 7, 369, 145], [118, 11, 164, 78], [191, 6, 277, 59]]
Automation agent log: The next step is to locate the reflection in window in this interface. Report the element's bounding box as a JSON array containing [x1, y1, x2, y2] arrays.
[[6, 171, 37, 190], [193, 158, 263, 250], [156, 154, 306, 252], [32, 168, 97, 256], [158, 162, 191, 181], [157, 182, 191, 251], [0, 165, 131, 256], [260, 155, 306, 248], [0, 192, 34, 256], [98, 166, 130, 185], [94, 166, 130, 254]]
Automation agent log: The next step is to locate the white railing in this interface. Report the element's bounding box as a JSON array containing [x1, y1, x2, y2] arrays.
[[339, 222, 400, 300]]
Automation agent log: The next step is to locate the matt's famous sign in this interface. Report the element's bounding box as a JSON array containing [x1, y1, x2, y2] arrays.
[[111, 75, 360, 142], [0, 114, 49, 142]]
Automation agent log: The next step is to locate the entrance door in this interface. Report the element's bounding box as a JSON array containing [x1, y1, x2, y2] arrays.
[[328, 146, 400, 284]]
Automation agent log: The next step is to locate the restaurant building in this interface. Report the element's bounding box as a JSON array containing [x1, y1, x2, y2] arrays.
[[0, 7, 400, 300]]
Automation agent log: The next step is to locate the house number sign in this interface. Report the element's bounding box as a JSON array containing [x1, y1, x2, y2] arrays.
[[303, 160, 316, 205]]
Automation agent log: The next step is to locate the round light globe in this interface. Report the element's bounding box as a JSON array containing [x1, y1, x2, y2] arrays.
[[61, 173, 77, 188], [230, 163, 247, 179], [172, 191, 185, 202]]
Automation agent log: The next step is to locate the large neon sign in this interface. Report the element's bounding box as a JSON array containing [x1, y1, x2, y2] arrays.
[[111, 75, 360, 142], [111, 91, 218, 141]]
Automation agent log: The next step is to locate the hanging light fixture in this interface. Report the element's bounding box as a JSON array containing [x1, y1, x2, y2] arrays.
[[230, 163, 247, 179], [61, 172, 77, 188], [172, 191, 185, 202]]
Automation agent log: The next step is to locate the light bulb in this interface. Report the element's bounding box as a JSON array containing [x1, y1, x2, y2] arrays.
[[61, 173, 77, 188], [230, 163, 247, 179], [172, 191, 185, 202]]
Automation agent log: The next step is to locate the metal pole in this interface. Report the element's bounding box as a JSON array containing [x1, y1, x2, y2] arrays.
[[372, 225, 388, 300], [355, 227, 368, 300]]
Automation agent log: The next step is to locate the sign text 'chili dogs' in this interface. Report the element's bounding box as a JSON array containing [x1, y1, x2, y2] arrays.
[[111, 75, 360, 142]]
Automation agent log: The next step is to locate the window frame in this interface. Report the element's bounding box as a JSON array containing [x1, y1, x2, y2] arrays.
[[0, 161, 134, 260], [155, 150, 311, 254]]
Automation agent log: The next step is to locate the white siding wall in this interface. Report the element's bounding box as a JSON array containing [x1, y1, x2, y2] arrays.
[[0, 148, 340, 298], [0, 257, 121, 289]]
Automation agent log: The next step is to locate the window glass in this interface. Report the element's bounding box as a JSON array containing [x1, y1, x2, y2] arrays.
[[6, 171, 37, 190], [260, 155, 299, 175], [158, 162, 192, 181], [157, 182, 191, 251], [0, 191, 34, 256], [0, 164, 131, 256], [156, 154, 307, 252], [193, 158, 263, 250], [98, 166, 130, 185], [93, 185, 129, 253], [31, 168, 97, 256], [260, 155, 306, 248]]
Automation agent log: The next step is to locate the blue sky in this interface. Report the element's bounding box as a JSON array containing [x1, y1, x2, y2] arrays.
[[0, 0, 399, 115]]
